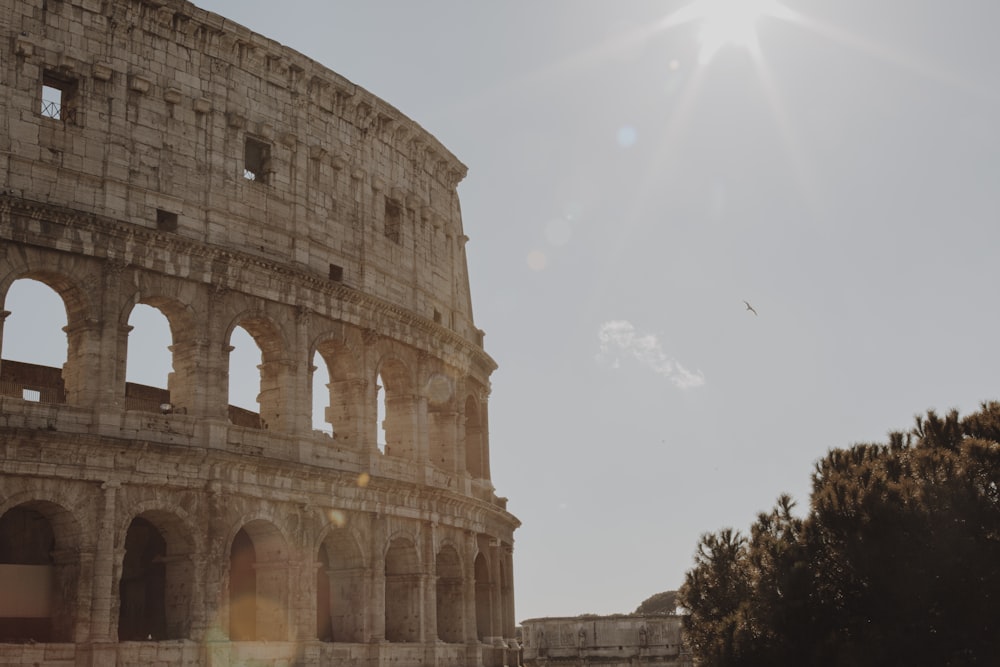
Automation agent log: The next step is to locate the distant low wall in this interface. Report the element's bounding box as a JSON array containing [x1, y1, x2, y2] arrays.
[[520, 615, 692, 667]]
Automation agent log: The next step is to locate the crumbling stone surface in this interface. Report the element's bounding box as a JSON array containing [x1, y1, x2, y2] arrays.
[[0, 1, 518, 665]]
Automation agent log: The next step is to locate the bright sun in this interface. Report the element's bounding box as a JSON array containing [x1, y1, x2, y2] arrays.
[[690, 0, 780, 63]]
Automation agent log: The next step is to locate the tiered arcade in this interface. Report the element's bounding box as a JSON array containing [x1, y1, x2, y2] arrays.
[[0, 1, 519, 665]]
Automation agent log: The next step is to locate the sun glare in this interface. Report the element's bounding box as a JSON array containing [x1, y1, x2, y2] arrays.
[[691, 0, 779, 63]]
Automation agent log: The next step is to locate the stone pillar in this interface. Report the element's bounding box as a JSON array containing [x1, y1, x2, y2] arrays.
[[167, 337, 209, 416], [257, 357, 296, 433], [198, 479, 228, 641], [62, 317, 105, 409], [369, 515, 386, 642], [206, 287, 236, 422], [428, 409, 459, 473], [292, 306, 314, 437], [421, 522, 438, 643], [88, 481, 120, 641], [463, 531, 478, 643], [384, 392, 419, 461], [502, 545, 516, 642], [490, 539, 503, 645], [290, 551, 314, 643], [326, 378, 366, 446], [0, 309, 10, 376], [480, 393, 492, 481]]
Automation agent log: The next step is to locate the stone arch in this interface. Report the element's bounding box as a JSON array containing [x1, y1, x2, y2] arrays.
[[376, 355, 416, 460], [227, 518, 291, 641], [474, 551, 493, 642], [316, 523, 366, 643], [0, 498, 83, 642], [0, 268, 94, 406], [116, 506, 197, 641], [313, 330, 364, 446], [384, 534, 420, 642], [464, 391, 487, 479], [225, 311, 290, 432], [435, 542, 464, 643], [119, 294, 200, 415]]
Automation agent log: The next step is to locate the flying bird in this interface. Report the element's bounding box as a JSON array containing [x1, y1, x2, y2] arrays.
[[743, 301, 758, 316]]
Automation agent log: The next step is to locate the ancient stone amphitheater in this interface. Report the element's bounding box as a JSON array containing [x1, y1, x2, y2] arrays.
[[0, 0, 519, 665]]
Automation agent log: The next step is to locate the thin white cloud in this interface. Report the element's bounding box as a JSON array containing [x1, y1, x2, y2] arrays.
[[597, 320, 705, 389]]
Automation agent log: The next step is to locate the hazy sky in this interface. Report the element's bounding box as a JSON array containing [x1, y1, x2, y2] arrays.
[[7, 0, 1000, 622]]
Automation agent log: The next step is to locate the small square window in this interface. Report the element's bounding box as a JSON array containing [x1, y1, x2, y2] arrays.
[[156, 208, 178, 232], [329, 263, 344, 281], [244, 136, 271, 183], [41, 71, 78, 123], [384, 200, 402, 244]]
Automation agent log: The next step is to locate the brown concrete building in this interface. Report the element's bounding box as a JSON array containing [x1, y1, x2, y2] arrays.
[[521, 616, 692, 667], [0, 0, 519, 665]]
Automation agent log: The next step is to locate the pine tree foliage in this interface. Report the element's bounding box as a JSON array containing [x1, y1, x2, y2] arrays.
[[678, 402, 1000, 666]]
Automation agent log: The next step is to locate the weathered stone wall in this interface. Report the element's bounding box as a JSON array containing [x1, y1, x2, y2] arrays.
[[521, 616, 692, 667], [0, 1, 518, 665], [3, 0, 478, 343]]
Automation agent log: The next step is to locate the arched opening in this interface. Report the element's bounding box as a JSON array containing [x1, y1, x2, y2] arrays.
[[384, 537, 420, 642], [0, 502, 79, 642], [0, 279, 68, 405], [124, 304, 173, 414], [317, 527, 365, 642], [311, 351, 332, 436], [229, 529, 256, 640], [118, 510, 194, 641], [465, 395, 485, 478], [228, 326, 264, 429], [316, 548, 333, 642], [118, 518, 167, 640], [474, 552, 492, 642], [228, 521, 288, 642], [377, 359, 415, 460], [436, 545, 464, 643], [376, 373, 387, 453]]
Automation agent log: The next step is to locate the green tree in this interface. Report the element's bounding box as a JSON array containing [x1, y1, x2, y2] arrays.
[[635, 589, 680, 615], [678, 529, 751, 666], [679, 402, 1000, 666]]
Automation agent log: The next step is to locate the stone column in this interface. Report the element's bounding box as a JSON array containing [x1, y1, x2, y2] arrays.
[[167, 337, 209, 416], [88, 481, 120, 641], [489, 539, 503, 645], [502, 544, 516, 641], [463, 531, 478, 643], [369, 515, 386, 642], [326, 378, 366, 447], [292, 306, 314, 437], [62, 317, 105, 409], [198, 479, 228, 641], [421, 522, 438, 644]]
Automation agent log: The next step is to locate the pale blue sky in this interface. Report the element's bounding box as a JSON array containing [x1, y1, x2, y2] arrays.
[[7, 0, 1000, 622]]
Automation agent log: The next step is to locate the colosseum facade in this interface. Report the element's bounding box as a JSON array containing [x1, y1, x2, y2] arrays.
[[0, 0, 519, 665]]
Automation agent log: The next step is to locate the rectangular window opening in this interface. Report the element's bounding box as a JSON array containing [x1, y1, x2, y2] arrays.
[[22, 388, 41, 402], [329, 263, 344, 281], [433, 309, 442, 324], [384, 200, 402, 244], [244, 136, 271, 183], [156, 208, 178, 232], [41, 71, 78, 123]]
